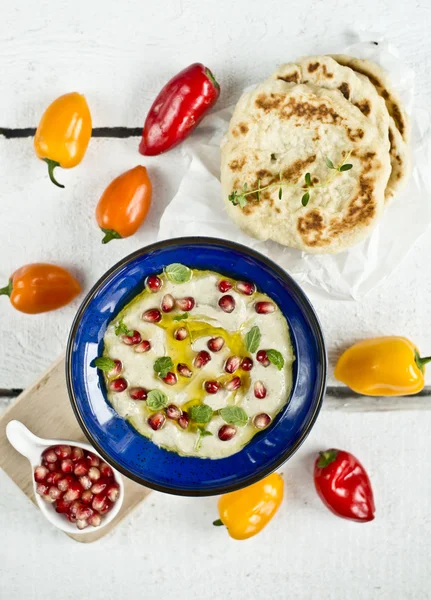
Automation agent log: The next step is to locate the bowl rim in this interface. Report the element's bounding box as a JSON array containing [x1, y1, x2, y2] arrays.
[[66, 236, 327, 496]]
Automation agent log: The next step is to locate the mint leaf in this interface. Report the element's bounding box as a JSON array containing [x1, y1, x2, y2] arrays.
[[190, 404, 213, 423], [154, 356, 174, 378], [244, 325, 261, 353], [165, 263, 192, 283], [219, 406, 248, 427], [94, 357, 116, 373], [266, 349, 284, 370], [173, 312, 189, 321], [325, 157, 335, 169], [115, 320, 133, 337], [146, 389, 168, 411]]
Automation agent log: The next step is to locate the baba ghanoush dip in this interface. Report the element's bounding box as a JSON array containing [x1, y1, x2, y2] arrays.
[[95, 263, 294, 459]]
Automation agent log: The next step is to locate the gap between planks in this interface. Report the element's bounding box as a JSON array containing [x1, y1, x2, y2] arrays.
[[1, 386, 430, 413]]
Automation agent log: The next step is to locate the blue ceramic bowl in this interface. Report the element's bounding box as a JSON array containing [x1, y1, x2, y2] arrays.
[[66, 237, 326, 496]]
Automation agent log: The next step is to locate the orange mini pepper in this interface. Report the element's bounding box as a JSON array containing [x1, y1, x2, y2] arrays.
[[214, 473, 284, 540], [335, 336, 431, 396], [0, 264, 81, 314], [95, 166, 152, 244], [34, 92, 92, 188]]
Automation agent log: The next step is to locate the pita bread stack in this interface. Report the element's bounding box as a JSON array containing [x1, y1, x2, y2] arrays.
[[221, 55, 409, 254]]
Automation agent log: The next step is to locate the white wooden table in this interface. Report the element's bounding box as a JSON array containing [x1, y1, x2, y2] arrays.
[[1, 2, 431, 598]]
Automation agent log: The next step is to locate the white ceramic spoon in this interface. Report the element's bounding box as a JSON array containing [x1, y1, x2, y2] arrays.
[[6, 420, 124, 535]]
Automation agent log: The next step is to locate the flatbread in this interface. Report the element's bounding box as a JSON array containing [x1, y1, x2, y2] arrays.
[[221, 79, 391, 254], [330, 54, 410, 200]]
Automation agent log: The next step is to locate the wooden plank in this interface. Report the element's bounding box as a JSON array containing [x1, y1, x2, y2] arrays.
[[0, 356, 151, 543]]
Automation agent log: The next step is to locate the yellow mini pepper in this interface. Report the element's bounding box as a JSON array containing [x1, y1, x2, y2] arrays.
[[214, 472, 284, 540], [335, 336, 431, 396], [34, 92, 92, 188]]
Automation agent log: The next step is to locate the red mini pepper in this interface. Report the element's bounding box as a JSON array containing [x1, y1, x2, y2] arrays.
[[139, 63, 220, 156], [314, 449, 375, 522]]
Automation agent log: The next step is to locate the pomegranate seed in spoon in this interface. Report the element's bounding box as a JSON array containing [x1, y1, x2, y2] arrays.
[[46, 472, 62, 485], [106, 483, 120, 503], [174, 327, 188, 340], [240, 357, 254, 371], [146, 275, 162, 292], [76, 505, 93, 521], [42, 448, 58, 463], [79, 475, 92, 490], [194, 350, 211, 368], [109, 378, 128, 392], [60, 459, 73, 473], [224, 355, 241, 374], [74, 459, 89, 477], [91, 480, 108, 495], [142, 308, 162, 323], [236, 281, 255, 295], [36, 482, 49, 496], [55, 499, 71, 514], [71, 447, 84, 461], [54, 445, 72, 459], [88, 467, 101, 481], [135, 340, 151, 353], [161, 293, 175, 312], [218, 295, 235, 313], [256, 350, 270, 367], [218, 425, 237, 441], [218, 280, 232, 293], [48, 486, 62, 501], [207, 337, 225, 352], [76, 519, 89, 530], [86, 453, 100, 467], [88, 513, 101, 527], [99, 462, 113, 479], [58, 475, 74, 492], [34, 466, 49, 482], [204, 381, 221, 394], [254, 381, 267, 399], [63, 481, 83, 503], [176, 296, 195, 311], [255, 301, 275, 314], [253, 413, 272, 429]]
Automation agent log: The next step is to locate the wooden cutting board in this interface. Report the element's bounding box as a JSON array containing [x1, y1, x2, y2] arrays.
[[0, 356, 151, 543]]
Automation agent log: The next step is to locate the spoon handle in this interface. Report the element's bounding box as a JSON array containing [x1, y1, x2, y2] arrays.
[[5, 420, 45, 461]]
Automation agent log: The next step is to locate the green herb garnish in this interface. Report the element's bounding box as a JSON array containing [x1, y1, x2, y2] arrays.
[[195, 426, 213, 451], [153, 356, 174, 378], [244, 325, 261, 353], [266, 349, 285, 370], [190, 404, 213, 424], [94, 357, 116, 373], [173, 312, 189, 321], [219, 406, 248, 427], [146, 390, 168, 411], [165, 263, 192, 283], [114, 320, 134, 337]]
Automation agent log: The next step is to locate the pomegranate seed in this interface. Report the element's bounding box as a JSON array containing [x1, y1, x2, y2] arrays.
[[92, 494, 109, 514], [107, 359, 122, 378], [146, 275, 162, 292], [218, 295, 235, 313], [99, 462, 114, 479], [61, 459, 73, 473], [46, 463, 58, 472], [161, 294, 175, 312], [218, 425, 237, 441], [236, 281, 255, 295], [106, 483, 120, 503], [71, 447, 84, 462], [253, 413, 272, 429], [81, 490, 94, 505], [66, 512, 77, 522], [74, 459, 89, 477], [69, 500, 82, 516], [99, 500, 113, 515], [204, 380, 221, 394], [166, 404, 182, 420], [34, 466, 49, 482], [174, 327, 188, 340], [241, 357, 254, 371], [86, 453, 100, 467], [42, 448, 58, 464], [148, 412, 166, 431], [122, 330, 142, 345], [58, 476, 74, 492], [54, 445, 72, 459], [63, 481, 82, 503], [109, 377, 128, 392], [254, 381, 267, 399], [36, 482, 49, 496], [177, 363, 192, 378], [42, 495, 56, 504], [225, 376, 241, 391], [135, 340, 151, 353], [176, 297, 195, 311], [88, 467, 101, 481], [55, 499, 71, 514], [48, 486, 62, 500], [163, 372, 177, 385], [76, 505, 93, 521], [225, 355, 241, 374], [79, 475, 92, 490], [76, 519, 89, 530], [207, 337, 225, 352], [194, 350, 211, 368], [142, 308, 162, 323], [46, 472, 62, 485], [218, 280, 232, 293], [256, 350, 270, 367], [255, 301, 275, 314], [91, 479, 108, 494], [178, 412, 190, 429], [88, 513, 102, 527], [129, 387, 148, 400]]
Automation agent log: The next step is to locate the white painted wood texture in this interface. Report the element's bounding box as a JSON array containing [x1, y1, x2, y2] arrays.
[[1, 1, 431, 598]]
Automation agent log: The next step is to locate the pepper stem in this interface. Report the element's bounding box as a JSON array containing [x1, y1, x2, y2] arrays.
[[205, 68, 220, 90], [317, 449, 338, 469], [101, 229, 123, 244], [415, 350, 431, 373], [212, 519, 224, 527], [0, 279, 13, 297], [44, 159, 65, 188]]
